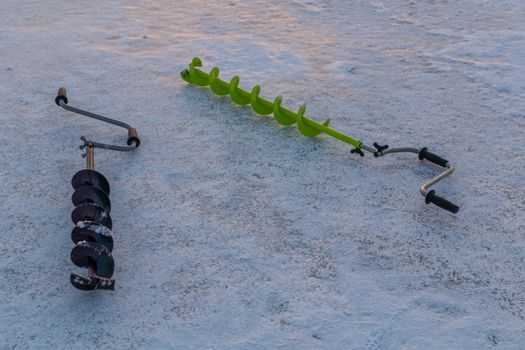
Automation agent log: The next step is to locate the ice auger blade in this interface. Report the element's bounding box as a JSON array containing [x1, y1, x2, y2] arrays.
[[296, 105, 331, 137]]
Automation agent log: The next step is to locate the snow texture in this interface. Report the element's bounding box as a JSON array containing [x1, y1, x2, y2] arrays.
[[0, 1, 524, 349]]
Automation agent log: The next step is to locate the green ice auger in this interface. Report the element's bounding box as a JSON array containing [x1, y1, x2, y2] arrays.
[[181, 57, 460, 214]]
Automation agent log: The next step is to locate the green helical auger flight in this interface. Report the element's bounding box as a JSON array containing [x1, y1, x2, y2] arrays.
[[181, 57, 459, 214]]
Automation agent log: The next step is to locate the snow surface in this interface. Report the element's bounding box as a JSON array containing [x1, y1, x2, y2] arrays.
[[1, 1, 524, 349]]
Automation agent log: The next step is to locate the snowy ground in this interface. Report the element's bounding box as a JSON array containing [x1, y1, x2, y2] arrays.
[[1, 1, 524, 349]]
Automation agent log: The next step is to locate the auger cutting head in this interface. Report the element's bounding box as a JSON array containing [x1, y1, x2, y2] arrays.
[[56, 87, 140, 291]]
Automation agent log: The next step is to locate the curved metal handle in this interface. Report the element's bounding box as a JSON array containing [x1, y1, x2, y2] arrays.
[[372, 145, 459, 213], [419, 164, 459, 213], [56, 87, 140, 151]]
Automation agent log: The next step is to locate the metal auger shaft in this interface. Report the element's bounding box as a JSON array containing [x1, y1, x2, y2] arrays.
[[85, 141, 95, 170]]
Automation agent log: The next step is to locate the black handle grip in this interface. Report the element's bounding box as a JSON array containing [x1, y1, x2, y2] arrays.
[[55, 87, 68, 106], [425, 190, 459, 213], [419, 147, 448, 167], [127, 128, 140, 147]]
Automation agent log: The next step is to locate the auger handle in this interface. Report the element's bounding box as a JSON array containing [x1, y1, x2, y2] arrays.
[[418, 148, 460, 213], [419, 162, 459, 214], [419, 147, 448, 167], [55, 87, 141, 151], [374, 145, 459, 214], [425, 190, 459, 214]]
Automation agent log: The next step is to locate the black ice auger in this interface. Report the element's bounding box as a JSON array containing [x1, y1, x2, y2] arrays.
[[55, 87, 140, 291]]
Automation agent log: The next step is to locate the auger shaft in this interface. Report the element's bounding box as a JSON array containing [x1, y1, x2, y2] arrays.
[[86, 142, 95, 170], [308, 120, 362, 147]]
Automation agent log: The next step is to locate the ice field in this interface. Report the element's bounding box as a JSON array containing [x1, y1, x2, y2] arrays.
[[0, 1, 524, 349]]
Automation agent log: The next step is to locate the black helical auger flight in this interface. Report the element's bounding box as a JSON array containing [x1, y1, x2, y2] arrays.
[[55, 88, 140, 291]]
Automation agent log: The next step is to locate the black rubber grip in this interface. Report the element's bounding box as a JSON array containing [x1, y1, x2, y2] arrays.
[[127, 136, 140, 147], [55, 94, 68, 105], [425, 190, 459, 214], [418, 147, 448, 167]]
